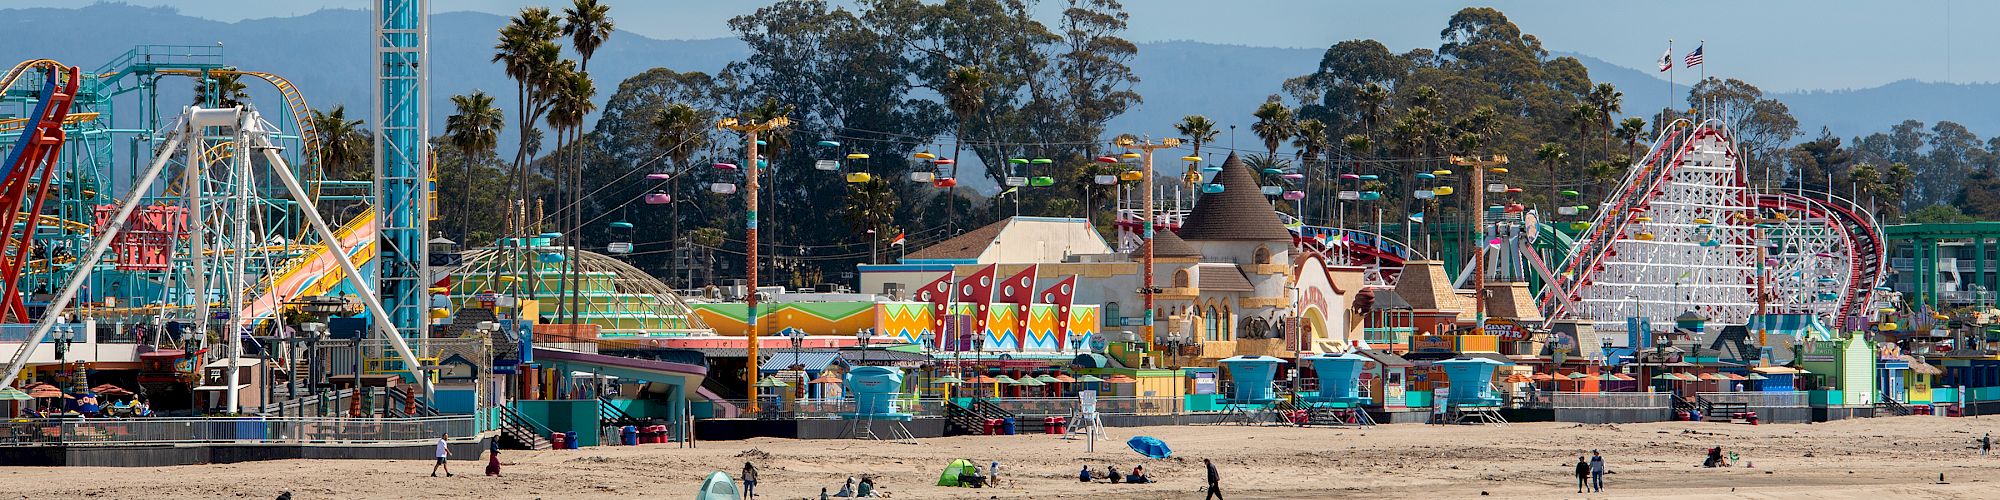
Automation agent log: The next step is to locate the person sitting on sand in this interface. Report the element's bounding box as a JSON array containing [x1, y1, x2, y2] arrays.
[[1079, 466, 1092, 483], [1107, 466, 1123, 484], [1127, 465, 1150, 484], [1704, 447, 1723, 468], [857, 476, 876, 497], [834, 476, 855, 497]]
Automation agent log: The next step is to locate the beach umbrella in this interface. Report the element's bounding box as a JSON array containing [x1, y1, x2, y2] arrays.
[[1126, 436, 1173, 459], [90, 384, 132, 396], [1746, 373, 1769, 380], [1077, 375, 1106, 383], [1052, 374, 1077, 383], [1501, 374, 1534, 384], [935, 375, 966, 384], [1698, 373, 1725, 381], [1530, 373, 1552, 381], [1566, 372, 1589, 380], [1035, 374, 1062, 384], [755, 378, 791, 388], [968, 375, 997, 384], [1015, 378, 1046, 387], [1651, 374, 1679, 381], [1612, 374, 1636, 381], [1675, 373, 1701, 382], [810, 373, 843, 385], [1723, 373, 1748, 381], [1105, 375, 1138, 384], [0, 387, 28, 401], [992, 375, 1018, 384], [1596, 374, 1621, 381]]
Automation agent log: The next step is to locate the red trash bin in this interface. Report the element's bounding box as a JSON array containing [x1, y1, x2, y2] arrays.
[[550, 432, 567, 449], [1052, 416, 1067, 435], [984, 418, 1003, 435]]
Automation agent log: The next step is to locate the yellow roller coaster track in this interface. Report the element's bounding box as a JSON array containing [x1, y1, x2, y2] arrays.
[[0, 112, 100, 134], [0, 59, 67, 94]]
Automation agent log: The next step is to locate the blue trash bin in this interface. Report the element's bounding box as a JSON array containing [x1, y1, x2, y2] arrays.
[[564, 431, 579, 449], [1001, 417, 1016, 435], [620, 425, 639, 446]]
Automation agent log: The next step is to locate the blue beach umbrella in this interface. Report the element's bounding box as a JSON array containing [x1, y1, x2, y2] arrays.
[[1127, 436, 1172, 459]]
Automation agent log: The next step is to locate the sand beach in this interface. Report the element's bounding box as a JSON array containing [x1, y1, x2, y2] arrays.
[[7, 416, 2000, 499]]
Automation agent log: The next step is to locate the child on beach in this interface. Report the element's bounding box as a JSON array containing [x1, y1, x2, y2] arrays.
[[1573, 457, 1589, 493]]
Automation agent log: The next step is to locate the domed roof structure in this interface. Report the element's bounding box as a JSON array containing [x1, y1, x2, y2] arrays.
[[445, 243, 710, 336]]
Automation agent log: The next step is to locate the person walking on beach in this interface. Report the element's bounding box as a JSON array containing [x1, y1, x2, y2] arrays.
[[1205, 458, 1223, 499], [1589, 450, 1605, 492], [1573, 457, 1589, 493], [484, 439, 502, 477], [431, 433, 452, 477], [1983, 433, 1991, 456], [741, 462, 760, 498]]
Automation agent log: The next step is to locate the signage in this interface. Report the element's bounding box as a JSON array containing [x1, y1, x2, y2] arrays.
[[1413, 335, 1453, 354], [1192, 372, 1216, 395], [1485, 319, 1527, 341]]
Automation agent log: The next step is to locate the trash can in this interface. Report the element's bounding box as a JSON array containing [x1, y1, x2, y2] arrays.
[[550, 432, 567, 449], [564, 431, 580, 449], [621, 425, 639, 446], [1001, 417, 1016, 435], [983, 418, 1002, 435], [1052, 416, 1067, 435], [1042, 417, 1057, 434]]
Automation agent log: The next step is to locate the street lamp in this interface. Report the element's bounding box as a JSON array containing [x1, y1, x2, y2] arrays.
[[52, 327, 76, 392]]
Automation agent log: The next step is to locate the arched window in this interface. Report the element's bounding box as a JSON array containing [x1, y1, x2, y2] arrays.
[[1254, 246, 1272, 265], [1205, 305, 1220, 342], [1222, 306, 1233, 338], [1103, 302, 1120, 327], [1173, 269, 1191, 288]]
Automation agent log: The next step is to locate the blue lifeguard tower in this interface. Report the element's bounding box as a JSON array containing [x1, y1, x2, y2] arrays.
[[1217, 356, 1288, 425], [1435, 356, 1513, 424], [841, 366, 915, 441], [1299, 352, 1376, 426]]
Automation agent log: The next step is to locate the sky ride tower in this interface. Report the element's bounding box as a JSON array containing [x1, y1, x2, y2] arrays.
[[373, 0, 429, 336]]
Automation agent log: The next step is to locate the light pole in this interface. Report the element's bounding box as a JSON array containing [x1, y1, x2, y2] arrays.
[[718, 114, 791, 417], [52, 327, 75, 392], [1116, 135, 1181, 355]]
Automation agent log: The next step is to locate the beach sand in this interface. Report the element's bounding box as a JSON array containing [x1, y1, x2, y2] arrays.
[[7, 415, 2000, 499]]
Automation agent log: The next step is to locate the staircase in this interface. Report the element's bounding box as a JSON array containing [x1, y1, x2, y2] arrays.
[[1672, 395, 1697, 416], [1301, 405, 1376, 427], [598, 396, 657, 427], [254, 387, 358, 417], [497, 404, 555, 450], [383, 386, 441, 418], [1875, 397, 1912, 416], [943, 399, 1018, 436]]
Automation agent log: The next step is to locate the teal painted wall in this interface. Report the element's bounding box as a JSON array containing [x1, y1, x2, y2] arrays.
[[513, 400, 600, 446]]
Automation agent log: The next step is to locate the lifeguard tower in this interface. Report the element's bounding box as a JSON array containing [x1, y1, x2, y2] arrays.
[[1300, 352, 1375, 427], [1216, 356, 1288, 425], [841, 366, 915, 442], [1437, 356, 1512, 424]]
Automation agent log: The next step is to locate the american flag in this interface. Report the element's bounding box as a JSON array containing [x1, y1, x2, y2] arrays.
[[1684, 45, 1704, 68]]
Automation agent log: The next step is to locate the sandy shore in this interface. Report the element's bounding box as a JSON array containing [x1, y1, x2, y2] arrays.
[[8, 416, 2000, 499]]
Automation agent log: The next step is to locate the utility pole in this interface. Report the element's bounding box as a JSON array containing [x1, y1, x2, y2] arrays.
[[1116, 135, 1181, 354], [719, 114, 791, 416], [1452, 154, 1507, 337]]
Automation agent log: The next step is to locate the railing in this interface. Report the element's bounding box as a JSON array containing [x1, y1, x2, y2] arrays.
[[1519, 392, 1671, 409], [717, 396, 1191, 419], [0, 416, 475, 446], [1696, 391, 1807, 408]]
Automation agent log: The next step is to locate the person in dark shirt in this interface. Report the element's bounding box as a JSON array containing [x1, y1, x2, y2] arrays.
[[1574, 457, 1590, 493], [1205, 458, 1222, 499]]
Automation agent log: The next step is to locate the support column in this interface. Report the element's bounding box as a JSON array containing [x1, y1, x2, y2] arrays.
[[1978, 237, 1987, 301]]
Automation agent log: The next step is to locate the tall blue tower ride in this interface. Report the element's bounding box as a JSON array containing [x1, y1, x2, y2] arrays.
[[374, 0, 428, 335]]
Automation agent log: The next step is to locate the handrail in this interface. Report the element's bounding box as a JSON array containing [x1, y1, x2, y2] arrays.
[[497, 404, 555, 437]]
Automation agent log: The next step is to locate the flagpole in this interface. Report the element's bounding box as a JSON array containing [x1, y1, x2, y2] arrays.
[[1667, 39, 1674, 118], [1698, 39, 1706, 117]]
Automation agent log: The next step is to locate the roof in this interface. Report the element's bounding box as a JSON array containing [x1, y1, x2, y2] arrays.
[[1175, 152, 1293, 242], [761, 351, 843, 373], [906, 218, 1010, 260], [1193, 263, 1255, 292], [1367, 288, 1413, 311], [837, 347, 932, 364], [1131, 228, 1201, 258], [1442, 352, 1515, 365], [1356, 349, 1412, 367]]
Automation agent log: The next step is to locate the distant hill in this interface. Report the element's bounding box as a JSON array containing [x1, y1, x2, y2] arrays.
[[4, 3, 1997, 157]]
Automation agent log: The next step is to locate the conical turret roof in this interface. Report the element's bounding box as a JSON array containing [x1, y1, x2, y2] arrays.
[[1130, 227, 1200, 258], [1176, 152, 1293, 242]]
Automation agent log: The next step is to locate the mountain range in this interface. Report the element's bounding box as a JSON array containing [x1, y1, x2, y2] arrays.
[[5, 4, 1995, 159]]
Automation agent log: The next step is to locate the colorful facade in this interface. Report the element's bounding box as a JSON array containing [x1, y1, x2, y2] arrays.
[[688, 301, 1099, 353]]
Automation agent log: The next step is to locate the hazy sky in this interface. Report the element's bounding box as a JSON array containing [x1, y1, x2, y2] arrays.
[[18, 1, 1989, 91]]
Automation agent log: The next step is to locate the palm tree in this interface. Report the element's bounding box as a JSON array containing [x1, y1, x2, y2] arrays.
[[844, 178, 900, 252], [446, 91, 504, 244], [310, 106, 368, 181], [1251, 98, 1296, 158], [1588, 83, 1623, 156], [941, 66, 988, 182], [1535, 142, 1568, 188], [1292, 119, 1328, 223], [689, 227, 726, 286], [492, 7, 563, 207], [193, 71, 249, 108], [1614, 117, 1647, 160], [1566, 102, 1597, 149], [545, 68, 595, 324], [652, 102, 709, 282], [1341, 134, 1370, 227], [1175, 115, 1220, 158], [561, 0, 613, 74], [1356, 82, 1389, 141]]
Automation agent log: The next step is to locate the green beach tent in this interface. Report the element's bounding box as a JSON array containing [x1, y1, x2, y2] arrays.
[[696, 471, 741, 500], [937, 458, 978, 486]]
